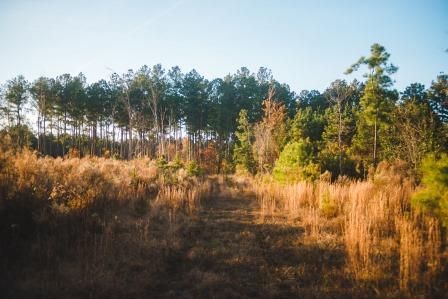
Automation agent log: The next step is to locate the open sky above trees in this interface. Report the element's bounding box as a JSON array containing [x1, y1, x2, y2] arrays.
[[0, 0, 447, 91]]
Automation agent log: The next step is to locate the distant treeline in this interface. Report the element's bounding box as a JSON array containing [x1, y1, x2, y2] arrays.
[[1, 43, 447, 177]]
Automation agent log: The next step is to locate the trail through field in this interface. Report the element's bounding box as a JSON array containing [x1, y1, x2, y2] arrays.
[[154, 188, 353, 298]]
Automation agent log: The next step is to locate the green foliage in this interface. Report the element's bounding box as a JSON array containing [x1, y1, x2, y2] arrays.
[[391, 87, 445, 172], [297, 90, 327, 111], [4, 75, 29, 126], [347, 44, 398, 170], [187, 160, 203, 177], [182, 70, 209, 134], [345, 43, 398, 87], [1, 52, 446, 182], [233, 109, 256, 174], [0, 125, 37, 150], [427, 74, 448, 122], [156, 156, 169, 170], [319, 151, 358, 179], [273, 139, 320, 183], [359, 79, 396, 128], [412, 154, 448, 227], [169, 155, 184, 170], [289, 107, 325, 143]]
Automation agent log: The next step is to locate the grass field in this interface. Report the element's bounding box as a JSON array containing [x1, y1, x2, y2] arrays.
[[0, 151, 447, 298]]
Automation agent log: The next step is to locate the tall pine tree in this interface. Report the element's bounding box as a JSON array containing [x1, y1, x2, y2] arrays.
[[346, 43, 398, 173]]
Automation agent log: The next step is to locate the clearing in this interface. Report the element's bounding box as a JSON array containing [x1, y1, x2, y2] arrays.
[[151, 184, 366, 298]]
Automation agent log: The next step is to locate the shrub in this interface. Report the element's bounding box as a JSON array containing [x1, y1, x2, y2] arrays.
[[273, 139, 319, 183], [156, 156, 169, 170], [169, 155, 183, 170], [412, 154, 448, 227], [187, 160, 203, 177]]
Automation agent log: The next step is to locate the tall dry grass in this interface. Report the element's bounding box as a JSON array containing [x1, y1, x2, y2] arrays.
[[251, 162, 446, 295], [0, 148, 212, 211], [155, 179, 213, 214], [0, 149, 216, 296]]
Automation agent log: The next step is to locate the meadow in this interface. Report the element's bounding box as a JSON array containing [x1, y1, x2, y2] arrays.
[[0, 149, 446, 298]]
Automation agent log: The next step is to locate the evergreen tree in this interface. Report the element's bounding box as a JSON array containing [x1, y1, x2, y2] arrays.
[[321, 80, 359, 177], [346, 43, 398, 171], [273, 138, 319, 183], [30, 77, 54, 154], [427, 74, 448, 122], [391, 83, 445, 172], [233, 109, 256, 174], [4, 75, 30, 148], [5, 75, 29, 126], [182, 69, 209, 160], [289, 106, 325, 165], [412, 154, 448, 227]]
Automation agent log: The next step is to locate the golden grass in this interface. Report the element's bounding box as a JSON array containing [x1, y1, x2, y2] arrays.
[[0, 149, 217, 297], [155, 180, 213, 214], [250, 164, 445, 295], [1, 151, 446, 297]]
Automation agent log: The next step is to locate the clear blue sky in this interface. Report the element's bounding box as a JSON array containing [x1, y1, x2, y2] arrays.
[[0, 0, 447, 92]]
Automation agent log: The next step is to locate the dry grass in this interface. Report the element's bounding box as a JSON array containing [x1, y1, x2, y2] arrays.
[[251, 163, 447, 297], [1, 151, 446, 298], [0, 149, 216, 298]]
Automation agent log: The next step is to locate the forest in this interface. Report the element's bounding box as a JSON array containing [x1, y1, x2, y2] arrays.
[[1, 44, 447, 178], [1, 43, 448, 298]]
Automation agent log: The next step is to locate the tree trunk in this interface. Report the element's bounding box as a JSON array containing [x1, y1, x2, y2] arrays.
[[338, 101, 342, 176], [373, 108, 378, 167]]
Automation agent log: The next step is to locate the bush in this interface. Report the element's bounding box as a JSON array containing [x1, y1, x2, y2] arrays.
[[169, 155, 183, 170], [156, 156, 169, 171], [273, 139, 319, 183], [412, 154, 448, 227], [187, 160, 203, 177]]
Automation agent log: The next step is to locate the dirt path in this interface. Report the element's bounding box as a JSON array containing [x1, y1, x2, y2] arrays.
[[156, 192, 352, 299]]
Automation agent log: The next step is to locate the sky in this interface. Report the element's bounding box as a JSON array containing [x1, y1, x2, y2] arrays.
[[0, 0, 447, 93]]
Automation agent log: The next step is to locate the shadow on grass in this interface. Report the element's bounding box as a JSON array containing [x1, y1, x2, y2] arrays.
[[0, 194, 405, 299], [147, 196, 361, 299]]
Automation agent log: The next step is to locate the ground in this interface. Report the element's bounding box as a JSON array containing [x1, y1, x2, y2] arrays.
[[149, 187, 368, 298], [3, 179, 416, 299]]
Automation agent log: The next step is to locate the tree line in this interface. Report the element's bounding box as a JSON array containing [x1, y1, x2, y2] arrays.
[[1, 43, 447, 178]]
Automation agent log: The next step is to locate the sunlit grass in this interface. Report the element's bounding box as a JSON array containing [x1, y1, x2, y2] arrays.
[[250, 162, 444, 294]]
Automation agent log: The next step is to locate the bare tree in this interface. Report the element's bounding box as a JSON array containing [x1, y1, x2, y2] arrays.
[[326, 80, 355, 175], [253, 87, 287, 172]]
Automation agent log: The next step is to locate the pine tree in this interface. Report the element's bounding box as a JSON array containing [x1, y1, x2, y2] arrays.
[[391, 83, 444, 172], [4, 75, 30, 148], [273, 138, 319, 183], [321, 80, 359, 177], [346, 43, 398, 171], [233, 109, 256, 174], [427, 74, 448, 122], [5, 75, 29, 127]]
